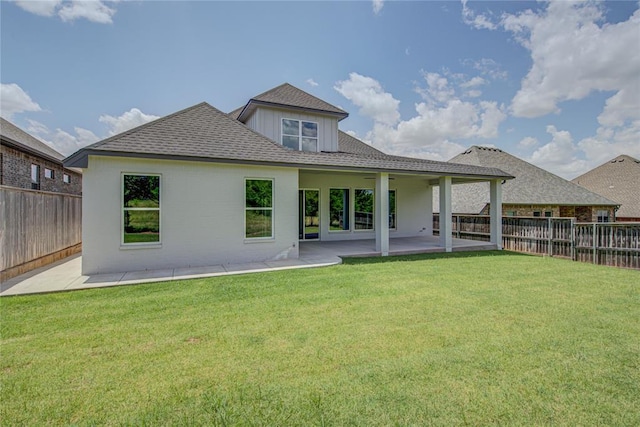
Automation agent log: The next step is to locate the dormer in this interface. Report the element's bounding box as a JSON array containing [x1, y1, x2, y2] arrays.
[[234, 83, 348, 153]]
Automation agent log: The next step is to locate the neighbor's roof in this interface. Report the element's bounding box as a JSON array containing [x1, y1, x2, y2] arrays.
[[64, 102, 512, 180], [572, 155, 640, 218], [337, 131, 386, 157], [1, 117, 65, 163], [434, 146, 617, 213], [236, 83, 348, 122]]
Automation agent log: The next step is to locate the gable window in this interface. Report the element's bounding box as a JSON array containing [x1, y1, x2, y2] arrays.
[[245, 179, 274, 239], [45, 168, 55, 179], [282, 119, 318, 152], [329, 188, 350, 231], [31, 164, 40, 190], [63, 173, 71, 184], [597, 210, 610, 223], [354, 189, 374, 230], [389, 190, 397, 230], [123, 174, 160, 244]]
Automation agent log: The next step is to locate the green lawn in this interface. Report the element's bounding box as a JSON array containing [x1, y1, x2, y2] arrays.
[[1, 251, 639, 425]]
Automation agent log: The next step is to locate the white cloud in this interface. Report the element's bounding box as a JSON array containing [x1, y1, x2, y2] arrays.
[[372, 0, 384, 15], [518, 136, 538, 149], [528, 125, 588, 178], [0, 83, 42, 120], [99, 108, 160, 136], [334, 73, 400, 126], [13, 0, 117, 24], [26, 119, 100, 156], [463, 58, 508, 80], [336, 72, 507, 161], [14, 0, 61, 16], [306, 78, 318, 87], [461, 0, 497, 30]]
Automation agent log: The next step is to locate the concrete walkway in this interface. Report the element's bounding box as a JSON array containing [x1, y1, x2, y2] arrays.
[[0, 253, 342, 297]]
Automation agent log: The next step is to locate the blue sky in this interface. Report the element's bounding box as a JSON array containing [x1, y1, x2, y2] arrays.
[[2, 0, 639, 179]]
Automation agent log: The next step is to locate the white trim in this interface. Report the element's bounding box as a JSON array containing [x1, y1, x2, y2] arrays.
[[299, 188, 320, 241], [281, 118, 319, 152], [121, 172, 162, 248], [244, 177, 275, 240]]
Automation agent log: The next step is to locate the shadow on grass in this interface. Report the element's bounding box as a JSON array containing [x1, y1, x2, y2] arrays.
[[340, 250, 533, 265]]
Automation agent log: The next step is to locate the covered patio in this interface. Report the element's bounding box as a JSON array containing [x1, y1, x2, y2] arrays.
[[299, 235, 497, 260]]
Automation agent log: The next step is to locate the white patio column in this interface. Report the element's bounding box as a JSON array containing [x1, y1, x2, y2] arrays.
[[375, 172, 390, 256], [439, 176, 453, 252], [425, 184, 433, 236], [490, 179, 503, 250]]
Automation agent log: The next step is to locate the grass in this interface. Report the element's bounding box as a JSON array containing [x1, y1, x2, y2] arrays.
[[1, 251, 639, 425]]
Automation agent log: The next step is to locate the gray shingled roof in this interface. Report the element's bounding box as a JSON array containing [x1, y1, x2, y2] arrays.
[[434, 146, 618, 213], [1, 117, 64, 162], [236, 83, 348, 122], [65, 102, 511, 180], [337, 131, 386, 156], [572, 155, 640, 219]]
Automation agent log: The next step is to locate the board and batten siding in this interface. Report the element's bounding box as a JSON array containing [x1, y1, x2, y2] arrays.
[[81, 156, 299, 275], [246, 106, 339, 152], [1, 186, 82, 278]]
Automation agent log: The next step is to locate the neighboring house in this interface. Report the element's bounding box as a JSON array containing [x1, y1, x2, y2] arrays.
[[572, 155, 640, 222], [64, 83, 512, 275], [434, 146, 618, 222], [1, 117, 82, 195]]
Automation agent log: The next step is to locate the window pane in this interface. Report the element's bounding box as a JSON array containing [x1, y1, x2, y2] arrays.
[[302, 121, 318, 137], [31, 165, 39, 183], [282, 135, 299, 150], [389, 190, 396, 229], [354, 189, 374, 230], [246, 210, 272, 238], [124, 210, 160, 243], [301, 137, 317, 152], [124, 175, 159, 208], [246, 179, 273, 208], [282, 119, 299, 136], [329, 189, 350, 231], [63, 174, 70, 184]]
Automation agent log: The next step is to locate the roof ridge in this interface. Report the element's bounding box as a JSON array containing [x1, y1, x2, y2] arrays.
[[1, 116, 65, 161]]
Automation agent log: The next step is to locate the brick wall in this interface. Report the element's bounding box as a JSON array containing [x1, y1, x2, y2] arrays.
[[0, 145, 82, 195], [478, 204, 616, 222]]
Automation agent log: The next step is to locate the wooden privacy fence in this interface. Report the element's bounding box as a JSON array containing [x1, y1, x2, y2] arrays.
[[1, 186, 82, 280], [433, 214, 640, 270]]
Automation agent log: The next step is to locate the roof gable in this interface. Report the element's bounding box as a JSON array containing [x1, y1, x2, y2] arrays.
[[237, 83, 348, 122], [444, 146, 618, 212], [1, 117, 64, 162], [572, 154, 640, 218]]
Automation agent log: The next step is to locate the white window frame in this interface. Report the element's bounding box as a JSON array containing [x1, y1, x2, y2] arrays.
[[63, 173, 71, 184], [121, 173, 161, 247], [31, 164, 40, 190], [44, 168, 55, 179], [596, 209, 610, 223], [244, 178, 275, 240], [354, 188, 375, 231], [281, 118, 319, 152]]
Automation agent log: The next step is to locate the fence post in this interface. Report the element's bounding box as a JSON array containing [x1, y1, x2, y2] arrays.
[[592, 223, 597, 265], [548, 217, 553, 257]]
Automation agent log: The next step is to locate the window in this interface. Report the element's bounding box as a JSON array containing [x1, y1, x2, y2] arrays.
[[329, 188, 350, 231], [123, 174, 160, 244], [597, 210, 610, 223], [245, 179, 274, 239], [282, 119, 318, 152], [31, 164, 40, 190], [63, 173, 71, 184], [533, 211, 541, 217], [389, 190, 397, 230], [506, 211, 517, 217], [544, 211, 552, 217], [44, 168, 55, 179], [354, 189, 374, 230]]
